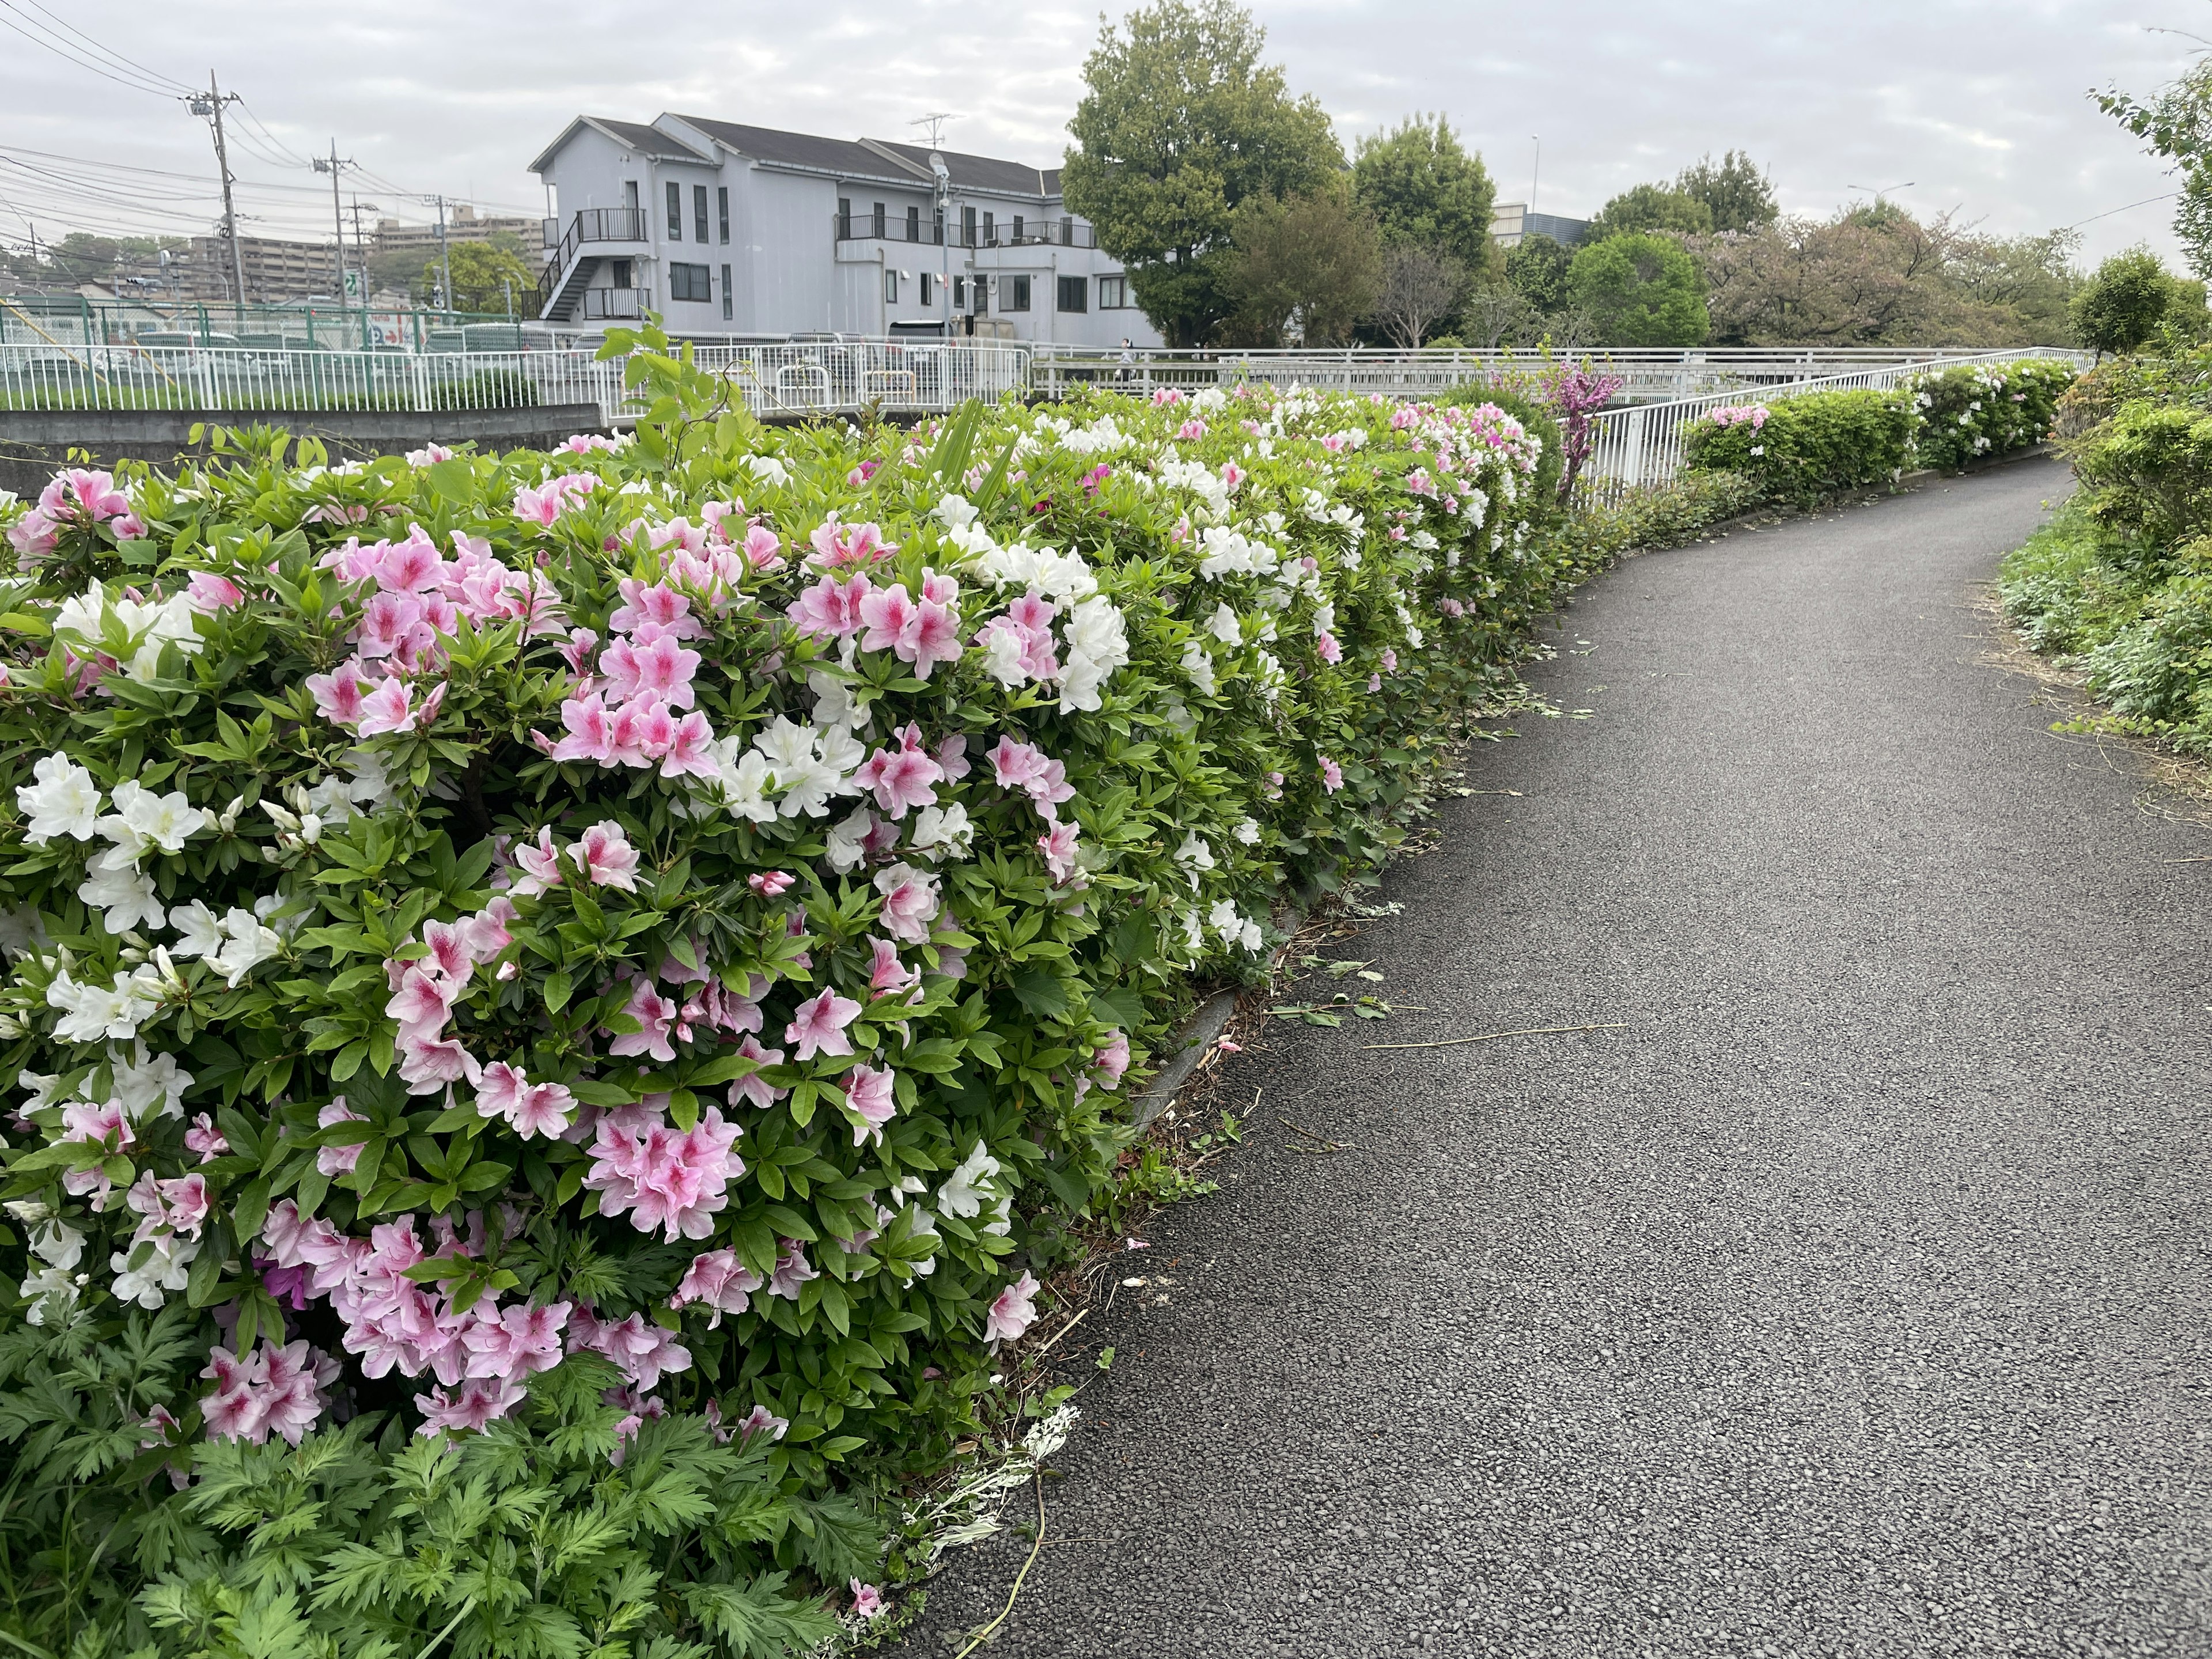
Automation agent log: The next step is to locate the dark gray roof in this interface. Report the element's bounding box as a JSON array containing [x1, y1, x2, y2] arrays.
[[673, 117, 897, 179], [859, 139, 1057, 199], [528, 116, 712, 173]]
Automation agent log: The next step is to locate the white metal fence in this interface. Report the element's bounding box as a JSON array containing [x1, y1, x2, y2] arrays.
[[0, 339, 1032, 427], [1573, 347, 2092, 500], [1030, 344, 2065, 408]]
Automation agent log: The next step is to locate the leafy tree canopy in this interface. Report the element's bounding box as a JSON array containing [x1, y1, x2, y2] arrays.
[[1062, 0, 1343, 345], [1586, 183, 1714, 243], [1566, 230, 1709, 346], [1351, 113, 1498, 274], [2097, 60, 2212, 278], [421, 239, 537, 313], [1224, 182, 1382, 346], [1675, 150, 1778, 234], [2071, 247, 2202, 357], [1504, 233, 1574, 314]]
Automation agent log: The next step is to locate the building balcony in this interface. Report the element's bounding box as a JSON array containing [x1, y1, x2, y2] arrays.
[[831, 213, 1097, 251], [579, 286, 651, 320]]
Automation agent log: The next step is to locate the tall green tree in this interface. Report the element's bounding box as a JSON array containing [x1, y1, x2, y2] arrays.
[[1585, 183, 1714, 243], [420, 240, 537, 313], [1351, 113, 1498, 276], [1675, 150, 1778, 234], [1567, 231, 1709, 345], [2097, 61, 2212, 278], [1224, 184, 1382, 345], [2072, 247, 2192, 358], [1061, 0, 1343, 345], [1505, 233, 1574, 313]]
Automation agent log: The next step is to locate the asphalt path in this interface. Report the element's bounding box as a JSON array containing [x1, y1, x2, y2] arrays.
[[899, 458, 2212, 1658]]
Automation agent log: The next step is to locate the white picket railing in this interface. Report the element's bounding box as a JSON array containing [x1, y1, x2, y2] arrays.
[[0, 339, 1033, 427], [1572, 347, 2092, 500]]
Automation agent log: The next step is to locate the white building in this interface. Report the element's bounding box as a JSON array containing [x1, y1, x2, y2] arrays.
[[527, 115, 1162, 349]]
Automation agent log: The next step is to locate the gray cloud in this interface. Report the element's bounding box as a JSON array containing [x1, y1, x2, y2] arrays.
[[3, 0, 2200, 264]]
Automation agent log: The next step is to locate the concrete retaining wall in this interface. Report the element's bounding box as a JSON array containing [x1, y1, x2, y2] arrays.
[[0, 404, 609, 498]]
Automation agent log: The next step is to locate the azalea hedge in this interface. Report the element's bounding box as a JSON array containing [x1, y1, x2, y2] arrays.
[[1681, 358, 2075, 507], [0, 330, 1565, 1656]]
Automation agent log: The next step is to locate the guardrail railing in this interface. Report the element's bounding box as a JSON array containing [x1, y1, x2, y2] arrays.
[[689, 341, 1031, 417], [1573, 347, 2090, 500]]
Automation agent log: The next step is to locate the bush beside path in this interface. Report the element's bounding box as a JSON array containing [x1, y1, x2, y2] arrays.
[[901, 457, 2212, 1657]]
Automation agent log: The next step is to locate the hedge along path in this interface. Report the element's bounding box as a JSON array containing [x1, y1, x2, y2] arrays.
[[0, 324, 1580, 1656]]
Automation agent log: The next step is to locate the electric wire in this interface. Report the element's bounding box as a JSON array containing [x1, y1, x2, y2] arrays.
[[0, 5, 177, 96], [0, 0, 195, 93]]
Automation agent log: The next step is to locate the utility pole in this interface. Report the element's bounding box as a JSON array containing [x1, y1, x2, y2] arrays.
[[434, 194, 453, 316], [185, 73, 247, 310], [350, 198, 376, 343], [313, 140, 356, 302]]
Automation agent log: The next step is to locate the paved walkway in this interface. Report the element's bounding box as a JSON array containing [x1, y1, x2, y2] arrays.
[[902, 459, 2212, 1658]]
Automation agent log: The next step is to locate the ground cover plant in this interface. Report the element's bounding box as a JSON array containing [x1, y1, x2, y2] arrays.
[[2002, 345, 2212, 753], [0, 327, 1563, 1656]]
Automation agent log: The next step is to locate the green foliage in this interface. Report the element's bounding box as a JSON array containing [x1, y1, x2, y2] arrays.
[[1060, 0, 1344, 346], [1584, 184, 1714, 244], [1503, 234, 1573, 316], [2072, 248, 2196, 358], [1673, 151, 1777, 235], [1556, 470, 1766, 567], [2096, 59, 2212, 278], [0, 331, 1567, 1654], [1683, 389, 1916, 506], [423, 243, 539, 316], [1351, 114, 1499, 275], [1224, 185, 1383, 346], [1566, 233, 1709, 346]]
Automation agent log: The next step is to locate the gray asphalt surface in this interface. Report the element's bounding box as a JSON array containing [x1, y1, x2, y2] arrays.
[[899, 457, 2212, 1658]]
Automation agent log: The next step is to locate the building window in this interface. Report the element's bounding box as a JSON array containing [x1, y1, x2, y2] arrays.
[[1060, 215, 1074, 245], [905, 204, 918, 241], [666, 181, 683, 239], [921, 272, 934, 306], [952, 275, 965, 308], [609, 258, 632, 288], [1013, 214, 1025, 241], [1099, 274, 1128, 309], [933, 207, 945, 245], [982, 210, 995, 245], [669, 261, 711, 302], [838, 196, 851, 238], [721, 263, 733, 320], [1004, 274, 1031, 311], [962, 205, 977, 247], [717, 187, 730, 244], [694, 184, 709, 243], [973, 275, 988, 313], [874, 201, 887, 238], [884, 268, 899, 304], [1056, 274, 1088, 313]]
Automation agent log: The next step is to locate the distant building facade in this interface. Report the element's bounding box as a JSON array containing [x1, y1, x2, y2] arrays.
[[1490, 203, 1590, 250], [372, 205, 544, 260], [528, 114, 1162, 346]]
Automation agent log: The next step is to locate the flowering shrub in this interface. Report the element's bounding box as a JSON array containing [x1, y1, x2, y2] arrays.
[[1906, 358, 2074, 472], [0, 331, 1559, 1653], [1683, 360, 2076, 506]]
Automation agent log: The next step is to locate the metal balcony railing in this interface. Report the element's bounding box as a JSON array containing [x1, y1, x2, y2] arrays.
[[579, 287, 652, 321], [536, 208, 652, 308], [832, 213, 1097, 250]]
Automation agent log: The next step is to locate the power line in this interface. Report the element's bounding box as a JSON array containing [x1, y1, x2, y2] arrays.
[[0, 0, 192, 93], [0, 4, 176, 96], [2066, 191, 2181, 230]]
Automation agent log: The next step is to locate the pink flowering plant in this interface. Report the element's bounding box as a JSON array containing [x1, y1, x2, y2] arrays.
[[0, 323, 1558, 1653]]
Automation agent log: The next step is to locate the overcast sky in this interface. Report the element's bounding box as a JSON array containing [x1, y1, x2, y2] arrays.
[[4, 0, 2205, 267]]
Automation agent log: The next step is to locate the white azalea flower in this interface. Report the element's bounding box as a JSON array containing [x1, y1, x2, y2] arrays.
[[18, 755, 103, 845], [168, 899, 225, 960], [29, 1219, 85, 1269], [910, 802, 973, 861], [111, 1043, 192, 1120], [77, 859, 164, 934], [938, 1141, 1002, 1220], [111, 1234, 196, 1309]]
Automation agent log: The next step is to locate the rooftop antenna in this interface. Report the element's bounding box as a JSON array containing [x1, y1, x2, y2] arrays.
[[910, 112, 957, 150]]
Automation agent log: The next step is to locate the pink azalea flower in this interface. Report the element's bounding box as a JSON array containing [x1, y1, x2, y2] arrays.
[[669, 1247, 764, 1328], [854, 733, 944, 819], [741, 524, 786, 570], [1037, 821, 1081, 884], [872, 862, 941, 944], [584, 1102, 745, 1242], [990, 734, 1049, 790], [1315, 630, 1343, 665], [184, 1112, 229, 1163], [600, 633, 701, 707], [842, 1064, 897, 1146], [936, 733, 971, 781], [984, 1271, 1041, 1343], [766, 1238, 818, 1300], [461, 1300, 570, 1380], [851, 1582, 885, 1619], [316, 1099, 368, 1176], [1092, 1029, 1131, 1090], [609, 978, 680, 1063], [786, 573, 872, 639], [550, 691, 615, 763], [866, 935, 921, 998], [385, 964, 457, 1032], [857, 582, 917, 656], [806, 518, 893, 569], [727, 1035, 788, 1111], [660, 710, 719, 781], [415, 1377, 528, 1435], [397, 1028, 483, 1094], [737, 1402, 790, 1441], [1320, 756, 1344, 794], [1368, 673, 1382, 692], [354, 677, 416, 738], [512, 827, 565, 896], [185, 572, 245, 613], [785, 987, 862, 1061], [573, 821, 640, 890], [305, 660, 371, 725], [748, 870, 796, 897]]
